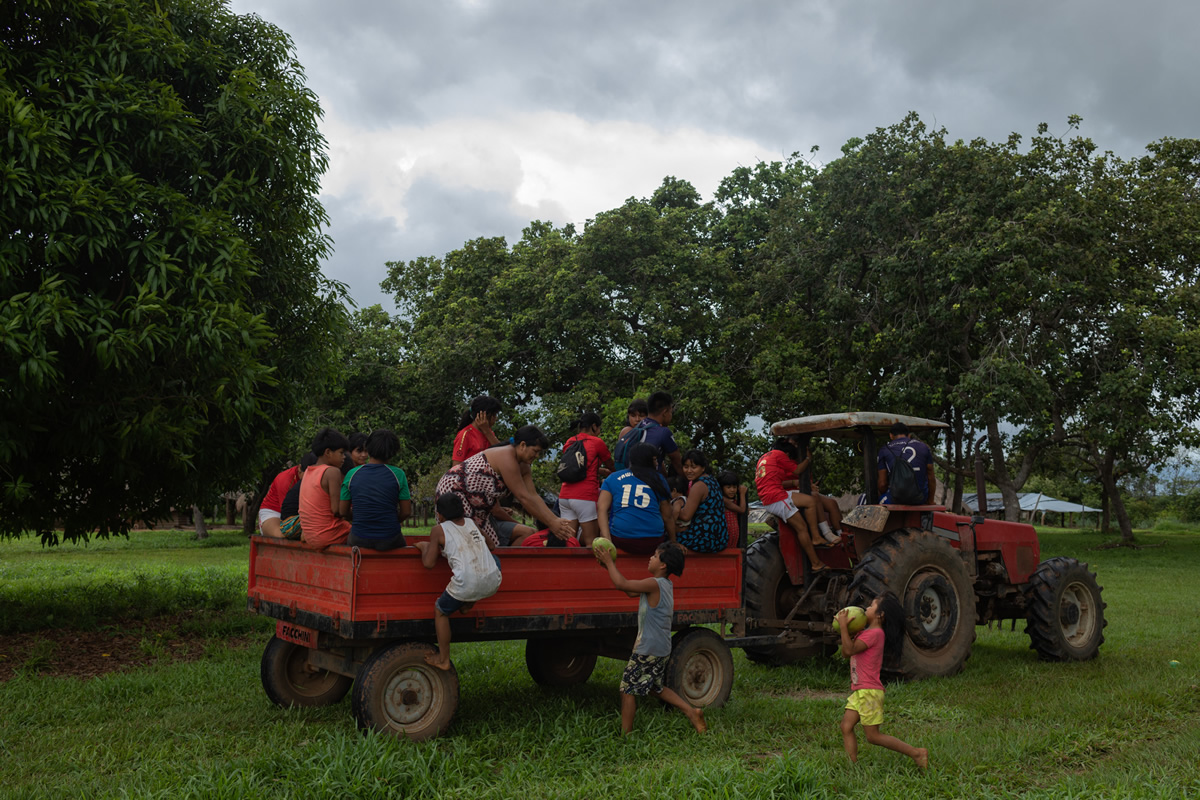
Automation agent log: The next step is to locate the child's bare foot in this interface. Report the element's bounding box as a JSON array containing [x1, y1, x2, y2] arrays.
[[689, 707, 707, 734], [913, 748, 929, 770], [423, 652, 452, 671]]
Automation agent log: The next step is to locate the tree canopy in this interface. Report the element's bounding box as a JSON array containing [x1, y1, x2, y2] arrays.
[[375, 115, 1200, 541], [0, 0, 346, 542]]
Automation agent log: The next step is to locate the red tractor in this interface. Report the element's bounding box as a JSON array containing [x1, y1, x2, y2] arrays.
[[741, 412, 1107, 678]]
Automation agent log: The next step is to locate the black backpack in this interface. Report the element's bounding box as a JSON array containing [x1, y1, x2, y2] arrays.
[[887, 443, 925, 505], [556, 438, 589, 483]]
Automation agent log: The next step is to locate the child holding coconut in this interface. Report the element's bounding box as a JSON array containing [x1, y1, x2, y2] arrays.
[[836, 593, 928, 769], [595, 541, 707, 735]]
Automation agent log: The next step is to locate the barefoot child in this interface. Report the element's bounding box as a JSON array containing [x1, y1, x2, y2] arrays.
[[419, 494, 502, 670], [595, 542, 706, 735], [837, 594, 928, 769]]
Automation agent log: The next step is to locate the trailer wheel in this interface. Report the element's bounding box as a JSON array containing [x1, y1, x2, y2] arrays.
[[260, 635, 352, 708], [525, 639, 598, 687], [848, 529, 976, 680], [742, 533, 823, 665], [665, 628, 734, 708], [351, 642, 458, 741], [1025, 557, 1106, 661]]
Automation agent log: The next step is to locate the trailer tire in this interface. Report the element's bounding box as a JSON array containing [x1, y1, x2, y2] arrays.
[[260, 635, 352, 708], [352, 642, 458, 741], [742, 533, 821, 665], [665, 628, 734, 708], [1025, 557, 1106, 661], [525, 639, 598, 687], [848, 529, 976, 680]]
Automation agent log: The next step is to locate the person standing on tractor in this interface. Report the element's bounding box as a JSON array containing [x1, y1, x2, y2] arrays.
[[755, 439, 827, 571], [876, 422, 936, 504], [557, 412, 615, 546]]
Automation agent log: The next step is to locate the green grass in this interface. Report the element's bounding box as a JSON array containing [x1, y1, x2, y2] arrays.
[[0, 530, 251, 633], [1, 527, 1198, 798]]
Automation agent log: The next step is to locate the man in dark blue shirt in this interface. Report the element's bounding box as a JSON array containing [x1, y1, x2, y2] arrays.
[[876, 422, 936, 504]]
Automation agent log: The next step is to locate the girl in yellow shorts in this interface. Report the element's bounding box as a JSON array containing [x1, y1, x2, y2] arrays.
[[836, 594, 929, 769]]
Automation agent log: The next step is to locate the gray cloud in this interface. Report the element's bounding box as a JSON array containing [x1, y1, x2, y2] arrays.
[[230, 0, 1200, 309]]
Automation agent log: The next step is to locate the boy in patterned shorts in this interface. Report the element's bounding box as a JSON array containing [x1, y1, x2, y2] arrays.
[[595, 541, 707, 734]]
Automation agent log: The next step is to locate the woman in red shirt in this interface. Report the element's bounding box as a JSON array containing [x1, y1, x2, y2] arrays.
[[452, 395, 502, 464]]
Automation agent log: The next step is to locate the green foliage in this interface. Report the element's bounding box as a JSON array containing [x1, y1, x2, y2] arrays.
[[0, 0, 347, 543]]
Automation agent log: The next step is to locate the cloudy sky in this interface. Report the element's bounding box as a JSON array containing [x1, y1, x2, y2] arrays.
[[226, 0, 1199, 312]]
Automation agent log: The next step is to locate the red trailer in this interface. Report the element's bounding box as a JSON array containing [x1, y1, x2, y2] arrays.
[[248, 537, 746, 740]]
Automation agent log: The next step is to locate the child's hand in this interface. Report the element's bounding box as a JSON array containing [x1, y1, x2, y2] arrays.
[[835, 608, 849, 627], [595, 547, 614, 566], [474, 410, 493, 431]]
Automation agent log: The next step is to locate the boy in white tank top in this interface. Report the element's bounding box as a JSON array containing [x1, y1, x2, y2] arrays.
[[419, 494, 502, 670]]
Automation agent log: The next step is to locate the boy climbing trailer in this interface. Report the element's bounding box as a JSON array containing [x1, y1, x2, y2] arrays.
[[248, 539, 743, 740]]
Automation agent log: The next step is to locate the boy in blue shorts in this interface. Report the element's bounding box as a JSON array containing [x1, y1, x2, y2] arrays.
[[595, 541, 707, 735], [419, 494, 502, 671]]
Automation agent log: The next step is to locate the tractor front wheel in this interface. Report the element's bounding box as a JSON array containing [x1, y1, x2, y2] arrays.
[[742, 533, 824, 665], [1025, 557, 1106, 661]]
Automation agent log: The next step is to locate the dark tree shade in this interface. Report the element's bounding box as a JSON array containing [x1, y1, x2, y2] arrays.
[[0, 0, 348, 542]]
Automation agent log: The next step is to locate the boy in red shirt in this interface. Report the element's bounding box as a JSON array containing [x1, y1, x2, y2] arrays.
[[754, 438, 826, 570]]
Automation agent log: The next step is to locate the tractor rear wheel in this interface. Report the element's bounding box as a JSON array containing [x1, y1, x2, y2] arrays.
[[848, 529, 976, 680], [742, 533, 824, 665], [1025, 557, 1106, 661]]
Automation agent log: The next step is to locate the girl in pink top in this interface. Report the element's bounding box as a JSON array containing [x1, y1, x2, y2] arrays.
[[836, 593, 928, 769], [299, 428, 352, 548]]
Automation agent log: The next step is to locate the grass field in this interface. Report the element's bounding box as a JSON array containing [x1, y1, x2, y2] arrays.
[[1, 525, 1198, 799]]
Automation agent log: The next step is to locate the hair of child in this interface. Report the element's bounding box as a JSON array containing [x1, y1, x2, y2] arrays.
[[299, 452, 318, 470], [435, 493, 465, 520], [716, 470, 739, 487], [647, 391, 673, 415], [365, 429, 401, 461], [681, 449, 710, 472], [667, 474, 689, 496], [310, 427, 350, 457], [512, 424, 550, 449], [347, 431, 368, 452], [656, 541, 685, 576], [457, 395, 503, 430], [576, 411, 602, 431], [627, 398, 649, 417], [876, 591, 906, 660], [627, 443, 670, 502], [770, 437, 799, 460]]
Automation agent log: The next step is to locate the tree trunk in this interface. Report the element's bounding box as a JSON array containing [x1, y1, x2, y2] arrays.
[[1097, 449, 1135, 541], [950, 407, 964, 513], [225, 496, 236, 526], [986, 420, 1022, 522], [192, 504, 209, 540], [1101, 491, 1110, 533]]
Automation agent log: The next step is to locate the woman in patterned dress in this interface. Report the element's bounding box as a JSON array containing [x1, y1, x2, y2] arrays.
[[674, 449, 730, 553], [436, 425, 574, 548]]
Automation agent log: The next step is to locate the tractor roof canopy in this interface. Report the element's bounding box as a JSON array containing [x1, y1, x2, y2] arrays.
[[769, 412, 948, 441]]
